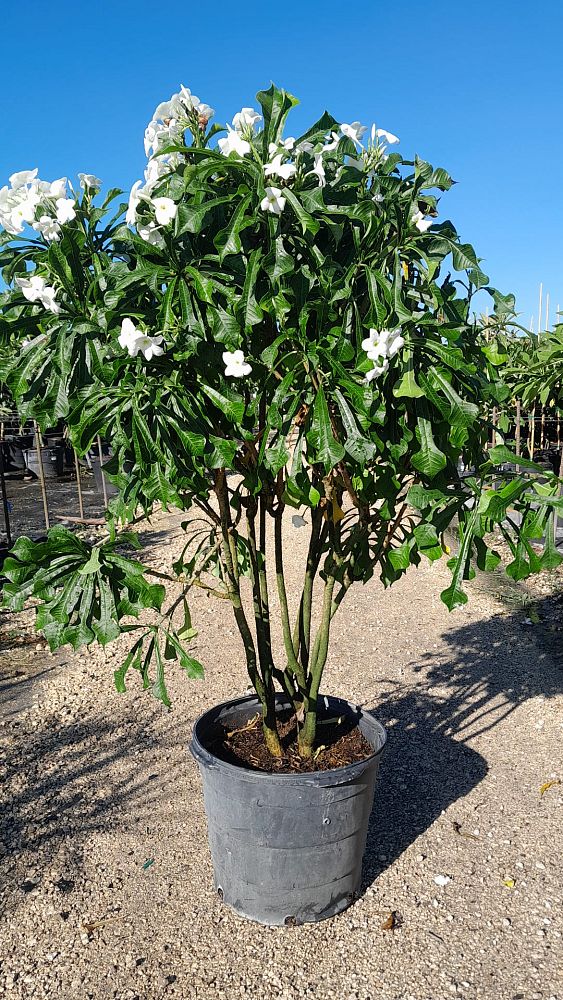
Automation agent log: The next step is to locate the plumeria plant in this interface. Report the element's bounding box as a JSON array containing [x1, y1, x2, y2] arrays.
[[1, 83, 562, 759]]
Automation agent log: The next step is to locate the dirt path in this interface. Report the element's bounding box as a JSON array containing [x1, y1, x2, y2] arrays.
[[0, 509, 561, 1000]]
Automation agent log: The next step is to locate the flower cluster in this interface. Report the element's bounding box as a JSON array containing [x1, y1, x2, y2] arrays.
[[218, 106, 263, 157], [118, 319, 164, 360], [15, 274, 60, 313], [127, 85, 217, 240], [144, 85, 215, 159], [362, 328, 404, 382], [0, 169, 82, 240]]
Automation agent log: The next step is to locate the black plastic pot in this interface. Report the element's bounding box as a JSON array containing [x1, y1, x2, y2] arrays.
[[191, 693, 386, 926], [24, 446, 63, 479]]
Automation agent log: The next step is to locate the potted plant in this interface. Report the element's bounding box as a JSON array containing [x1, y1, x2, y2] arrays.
[[1, 84, 561, 925]]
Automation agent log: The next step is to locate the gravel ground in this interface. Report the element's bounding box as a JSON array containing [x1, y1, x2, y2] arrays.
[[0, 507, 562, 1000]]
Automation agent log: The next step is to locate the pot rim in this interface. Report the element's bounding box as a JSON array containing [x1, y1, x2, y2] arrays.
[[191, 692, 387, 785]]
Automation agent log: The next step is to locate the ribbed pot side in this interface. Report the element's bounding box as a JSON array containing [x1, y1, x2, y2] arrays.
[[191, 694, 386, 926]]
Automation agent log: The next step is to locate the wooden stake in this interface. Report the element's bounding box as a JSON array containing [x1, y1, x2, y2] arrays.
[[0, 443, 12, 547], [554, 448, 563, 547], [515, 399, 521, 472], [74, 449, 84, 520], [97, 435, 108, 508], [538, 282, 543, 335], [33, 422, 50, 530]]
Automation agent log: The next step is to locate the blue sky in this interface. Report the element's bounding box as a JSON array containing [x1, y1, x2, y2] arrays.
[[2, 0, 562, 328]]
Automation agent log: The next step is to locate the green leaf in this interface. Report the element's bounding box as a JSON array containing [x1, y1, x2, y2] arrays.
[[152, 639, 171, 707], [441, 510, 478, 610], [411, 417, 447, 478], [256, 83, 299, 149], [201, 385, 245, 424], [394, 367, 425, 399], [430, 368, 479, 427], [114, 638, 145, 693], [282, 188, 320, 235], [307, 387, 345, 473], [78, 546, 102, 575], [334, 389, 376, 466], [488, 445, 544, 472], [389, 542, 411, 571]]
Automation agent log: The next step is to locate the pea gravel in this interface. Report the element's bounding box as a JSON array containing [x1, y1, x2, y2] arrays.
[[0, 507, 561, 1000]]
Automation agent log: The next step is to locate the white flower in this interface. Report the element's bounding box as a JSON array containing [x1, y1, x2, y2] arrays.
[[362, 328, 404, 361], [270, 137, 295, 153], [9, 168, 38, 189], [222, 350, 252, 378], [260, 186, 286, 215], [15, 196, 39, 224], [137, 222, 164, 246], [144, 120, 160, 157], [375, 127, 399, 145], [292, 514, 307, 528], [152, 196, 177, 226], [78, 173, 101, 190], [179, 86, 200, 112], [309, 153, 326, 188], [232, 107, 262, 133], [263, 154, 296, 182], [7, 205, 29, 232], [197, 103, 214, 122], [412, 210, 432, 233], [365, 359, 389, 383], [143, 157, 170, 190], [323, 132, 340, 152], [296, 140, 314, 154], [217, 126, 251, 157], [55, 198, 76, 224], [126, 180, 143, 226], [49, 177, 68, 199], [340, 122, 367, 148], [144, 117, 182, 157], [154, 96, 183, 121], [32, 215, 61, 241], [118, 318, 164, 360], [15, 274, 60, 313]]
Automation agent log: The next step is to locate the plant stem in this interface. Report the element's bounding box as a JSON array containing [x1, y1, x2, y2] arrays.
[[246, 497, 282, 757], [298, 570, 336, 757], [296, 508, 324, 668], [214, 470, 267, 710], [274, 507, 306, 709]]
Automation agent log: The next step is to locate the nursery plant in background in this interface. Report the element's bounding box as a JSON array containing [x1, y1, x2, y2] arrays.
[[1, 83, 561, 924]]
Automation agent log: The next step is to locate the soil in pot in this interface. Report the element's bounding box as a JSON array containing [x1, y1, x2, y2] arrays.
[[209, 708, 374, 774]]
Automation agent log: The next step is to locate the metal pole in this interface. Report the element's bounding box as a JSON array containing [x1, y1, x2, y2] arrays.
[[74, 448, 84, 520], [96, 435, 108, 508], [33, 422, 50, 530], [0, 443, 12, 547]]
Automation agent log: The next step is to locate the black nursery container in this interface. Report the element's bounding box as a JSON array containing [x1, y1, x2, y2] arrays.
[[191, 693, 386, 926]]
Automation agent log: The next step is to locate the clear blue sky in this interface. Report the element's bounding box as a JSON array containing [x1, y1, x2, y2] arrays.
[[2, 0, 562, 329]]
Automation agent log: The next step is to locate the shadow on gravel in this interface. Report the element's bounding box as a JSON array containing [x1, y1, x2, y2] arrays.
[[0, 712, 191, 917], [362, 592, 563, 889]]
